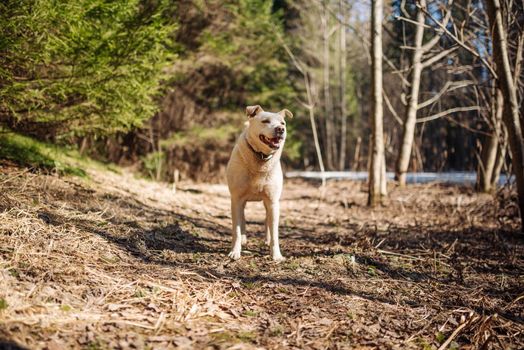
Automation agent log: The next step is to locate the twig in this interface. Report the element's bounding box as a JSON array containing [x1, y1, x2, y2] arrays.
[[378, 249, 423, 260], [438, 316, 480, 350], [437, 319, 470, 350], [503, 293, 524, 311]]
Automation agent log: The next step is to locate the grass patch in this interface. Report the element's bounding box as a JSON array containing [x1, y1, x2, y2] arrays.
[[243, 309, 258, 317], [269, 325, 284, 337], [7, 268, 19, 278], [284, 260, 300, 270], [60, 304, 72, 312], [237, 331, 257, 342], [243, 281, 258, 290], [211, 330, 257, 344], [415, 337, 433, 350], [0, 298, 8, 310], [0, 129, 120, 177]]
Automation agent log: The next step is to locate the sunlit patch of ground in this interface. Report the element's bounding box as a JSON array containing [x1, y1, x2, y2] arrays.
[[0, 160, 522, 349]]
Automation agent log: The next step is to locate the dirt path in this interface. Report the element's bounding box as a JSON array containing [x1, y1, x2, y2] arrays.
[[0, 162, 522, 349]]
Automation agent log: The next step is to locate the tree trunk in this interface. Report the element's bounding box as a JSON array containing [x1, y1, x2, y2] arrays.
[[353, 136, 362, 171], [477, 88, 504, 192], [368, 0, 387, 206], [395, 0, 426, 187], [305, 72, 326, 187], [491, 128, 508, 188], [478, 133, 500, 192], [487, 0, 524, 231], [338, 0, 348, 170], [322, 5, 335, 170], [380, 151, 387, 196]]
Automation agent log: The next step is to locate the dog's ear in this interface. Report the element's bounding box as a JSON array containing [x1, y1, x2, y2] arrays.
[[278, 109, 293, 119], [246, 105, 263, 118]]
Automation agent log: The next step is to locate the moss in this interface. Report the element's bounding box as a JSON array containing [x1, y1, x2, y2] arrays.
[[0, 129, 121, 177]]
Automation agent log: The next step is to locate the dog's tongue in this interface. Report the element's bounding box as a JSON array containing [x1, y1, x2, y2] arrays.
[[270, 137, 280, 143]]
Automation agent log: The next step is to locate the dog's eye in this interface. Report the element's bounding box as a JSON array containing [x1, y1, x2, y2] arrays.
[[262, 120, 270, 124], [281, 122, 285, 126]]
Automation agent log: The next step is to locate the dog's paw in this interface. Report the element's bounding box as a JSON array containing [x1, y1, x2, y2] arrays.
[[241, 234, 247, 245], [271, 254, 285, 262], [228, 250, 241, 260]]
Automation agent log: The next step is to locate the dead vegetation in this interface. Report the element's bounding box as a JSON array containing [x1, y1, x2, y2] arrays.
[[0, 161, 522, 349]]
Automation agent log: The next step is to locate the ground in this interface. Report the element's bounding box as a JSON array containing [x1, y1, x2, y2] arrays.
[[0, 161, 522, 349]]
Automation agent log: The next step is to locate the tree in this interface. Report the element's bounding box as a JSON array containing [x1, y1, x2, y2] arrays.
[[279, 37, 327, 186], [369, 0, 388, 206], [338, 0, 348, 170], [0, 0, 176, 138], [477, 88, 507, 192], [486, 0, 524, 230], [394, 0, 455, 186], [285, 0, 362, 172], [321, 1, 337, 169]]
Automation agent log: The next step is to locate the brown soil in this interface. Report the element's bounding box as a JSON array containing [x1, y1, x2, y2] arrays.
[[0, 161, 522, 349]]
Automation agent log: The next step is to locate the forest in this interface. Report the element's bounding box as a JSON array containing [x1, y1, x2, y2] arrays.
[[0, 0, 523, 349]]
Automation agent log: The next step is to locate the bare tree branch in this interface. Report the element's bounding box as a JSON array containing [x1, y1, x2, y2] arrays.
[[417, 80, 475, 109], [418, 4, 498, 78], [416, 106, 481, 123], [383, 88, 403, 125], [396, 15, 433, 29], [421, 46, 459, 68], [420, 0, 454, 52], [319, 0, 410, 86]]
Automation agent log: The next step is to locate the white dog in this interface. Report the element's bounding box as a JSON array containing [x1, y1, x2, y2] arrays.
[[226, 105, 293, 261]]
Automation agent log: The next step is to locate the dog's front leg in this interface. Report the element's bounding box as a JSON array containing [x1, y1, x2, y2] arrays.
[[228, 198, 244, 260], [263, 201, 270, 246], [265, 199, 284, 261]]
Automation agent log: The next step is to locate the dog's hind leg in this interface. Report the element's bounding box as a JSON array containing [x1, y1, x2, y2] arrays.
[[241, 202, 247, 246], [228, 198, 244, 260], [264, 221, 270, 246]]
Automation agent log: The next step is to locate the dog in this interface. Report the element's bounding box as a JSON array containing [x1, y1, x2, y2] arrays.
[[226, 105, 293, 261]]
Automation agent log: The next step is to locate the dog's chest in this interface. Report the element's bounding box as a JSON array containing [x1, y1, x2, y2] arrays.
[[243, 172, 277, 200]]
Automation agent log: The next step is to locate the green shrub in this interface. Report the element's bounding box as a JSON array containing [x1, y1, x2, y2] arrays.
[[0, 0, 176, 138]]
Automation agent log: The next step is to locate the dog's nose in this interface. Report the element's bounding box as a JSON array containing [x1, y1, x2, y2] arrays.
[[275, 127, 285, 135]]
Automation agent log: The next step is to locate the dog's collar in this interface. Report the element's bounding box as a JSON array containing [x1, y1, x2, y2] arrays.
[[245, 136, 273, 161]]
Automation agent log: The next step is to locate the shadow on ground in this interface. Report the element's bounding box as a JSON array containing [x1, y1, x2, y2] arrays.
[[40, 181, 524, 327]]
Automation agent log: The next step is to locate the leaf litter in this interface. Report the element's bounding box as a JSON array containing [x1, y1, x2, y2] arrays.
[[0, 161, 522, 349]]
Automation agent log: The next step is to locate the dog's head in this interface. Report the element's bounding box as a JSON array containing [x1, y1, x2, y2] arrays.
[[245, 105, 293, 153]]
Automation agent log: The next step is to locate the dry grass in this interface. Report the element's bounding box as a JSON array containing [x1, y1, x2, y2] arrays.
[[0, 160, 522, 349]]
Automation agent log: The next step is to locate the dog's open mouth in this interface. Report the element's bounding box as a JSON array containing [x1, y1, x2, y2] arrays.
[[259, 135, 283, 150]]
